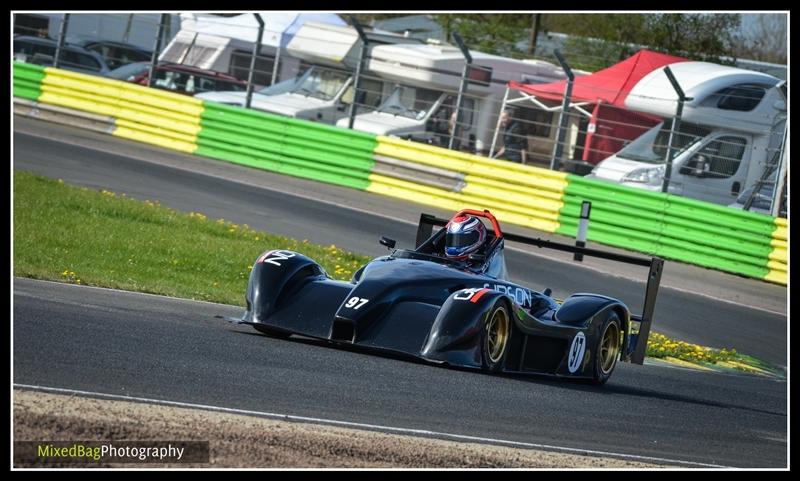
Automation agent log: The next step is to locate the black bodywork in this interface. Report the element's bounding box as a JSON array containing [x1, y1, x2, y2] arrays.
[[230, 211, 663, 383]]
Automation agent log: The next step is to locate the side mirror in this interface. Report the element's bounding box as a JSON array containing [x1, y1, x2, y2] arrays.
[[379, 236, 396, 249]]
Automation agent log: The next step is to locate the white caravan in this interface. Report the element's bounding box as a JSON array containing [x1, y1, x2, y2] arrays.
[[196, 22, 422, 124], [335, 43, 569, 154], [159, 13, 346, 88], [588, 62, 785, 206]]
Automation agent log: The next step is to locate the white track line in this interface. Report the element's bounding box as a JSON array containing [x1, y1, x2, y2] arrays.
[[13, 383, 729, 468], [14, 129, 787, 317]]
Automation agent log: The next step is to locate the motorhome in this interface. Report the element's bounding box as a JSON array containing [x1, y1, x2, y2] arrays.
[[158, 13, 346, 89], [588, 62, 785, 207], [196, 22, 423, 123], [335, 43, 569, 154]]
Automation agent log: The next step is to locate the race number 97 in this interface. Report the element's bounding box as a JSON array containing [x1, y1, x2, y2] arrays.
[[345, 297, 369, 310]]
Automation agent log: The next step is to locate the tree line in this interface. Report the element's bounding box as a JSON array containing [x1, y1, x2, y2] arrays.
[[350, 13, 786, 71]]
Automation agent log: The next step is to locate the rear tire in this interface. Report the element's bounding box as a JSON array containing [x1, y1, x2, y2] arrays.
[[591, 312, 622, 384], [481, 300, 511, 373]]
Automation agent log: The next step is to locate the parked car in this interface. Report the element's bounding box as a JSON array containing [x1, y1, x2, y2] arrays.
[[13, 35, 111, 76], [106, 61, 248, 95], [75, 39, 152, 70]]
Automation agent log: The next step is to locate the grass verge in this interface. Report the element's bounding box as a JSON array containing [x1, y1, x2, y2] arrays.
[[13, 170, 369, 306], [13, 170, 781, 376]]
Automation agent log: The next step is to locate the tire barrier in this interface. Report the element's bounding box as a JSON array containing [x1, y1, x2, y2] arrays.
[[12, 61, 787, 285]]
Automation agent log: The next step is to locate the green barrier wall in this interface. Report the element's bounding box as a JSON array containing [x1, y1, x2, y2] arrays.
[[557, 175, 777, 278], [13, 61, 44, 101], [197, 102, 376, 190]]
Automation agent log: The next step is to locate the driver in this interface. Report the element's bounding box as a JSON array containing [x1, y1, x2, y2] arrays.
[[445, 214, 487, 262]]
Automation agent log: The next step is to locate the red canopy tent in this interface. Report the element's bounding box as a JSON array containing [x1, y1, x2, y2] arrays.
[[507, 49, 689, 164]]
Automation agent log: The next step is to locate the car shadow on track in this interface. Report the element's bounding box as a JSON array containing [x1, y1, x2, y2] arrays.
[[231, 328, 785, 418]]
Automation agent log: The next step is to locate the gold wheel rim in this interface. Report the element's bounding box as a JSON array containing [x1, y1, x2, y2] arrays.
[[599, 321, 620, 375], [486, 307, 509, 364]]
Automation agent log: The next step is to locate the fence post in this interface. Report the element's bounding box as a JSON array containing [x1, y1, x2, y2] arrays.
[[53, 14, 70, 69], [573, 201, 591, 262], [770, 85, 788, 217], [147, 14, 168, 88], [122, 14, 134, 43], [489, 86, 510, 158], [771, 129, 788, 217], [661, 66, 692, 194], [449, 32, 472, 151], [270, 37, 282, 87], [347, 17, 369, 130], [245, 14, 265, 109], [550, 49, 574, 171]]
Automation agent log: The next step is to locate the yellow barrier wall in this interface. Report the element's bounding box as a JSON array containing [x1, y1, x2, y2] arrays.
[[371, 136, 568, 233], [40, 68, 203, 152]]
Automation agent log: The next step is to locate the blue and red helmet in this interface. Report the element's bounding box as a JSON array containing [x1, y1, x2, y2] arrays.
[[445, 214, 487, 260]]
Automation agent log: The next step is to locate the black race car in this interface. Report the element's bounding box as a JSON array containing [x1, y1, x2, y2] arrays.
[[224, 209, 663, 384]]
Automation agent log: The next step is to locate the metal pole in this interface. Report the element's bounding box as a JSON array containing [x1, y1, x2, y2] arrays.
[[629, 257, 663, 365], [53, 14, 70, 69], [661, 65, 692, 194], [744, 118, 785, 212], [163, 15, 172, 44], [550, 49, 574, 171], [528, 14, 541, 56], [573, 201, 591, 262], [122, 14, 134, 43], [178, 32, 197, 65], [769, 84, 788, 217], [490, 86, 510, 158], [449, 32, 472, 151], [147, 14, 168, 88], [271, 33, 282, 86], [770, 128, 788, 217], [245, 14, 265, 110], [348, 17, 369, 130]]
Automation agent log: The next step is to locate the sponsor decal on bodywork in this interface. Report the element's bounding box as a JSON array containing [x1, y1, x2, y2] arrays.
[[568, 332, 586, 373], [454, 287, 490, 303], [456, 285, 533, 308], [257, 250, 296, 266], [483, 283, 532, 308]]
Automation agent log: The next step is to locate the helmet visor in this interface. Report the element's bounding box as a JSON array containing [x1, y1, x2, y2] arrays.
[[446, 231, 480, 248]]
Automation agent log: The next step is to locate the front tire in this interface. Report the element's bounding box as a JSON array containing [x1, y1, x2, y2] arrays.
[[481, 300, 511, 373], [592, 312, 622, 384]]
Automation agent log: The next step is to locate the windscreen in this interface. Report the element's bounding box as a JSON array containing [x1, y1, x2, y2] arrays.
[[616, 121, 710, 164]]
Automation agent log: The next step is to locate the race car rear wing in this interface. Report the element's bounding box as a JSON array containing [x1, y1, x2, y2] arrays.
[[415, 213, 663, 365]]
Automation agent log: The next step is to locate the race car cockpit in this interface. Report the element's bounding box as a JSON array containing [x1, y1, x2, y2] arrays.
[[411, 209, 509, 280]]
